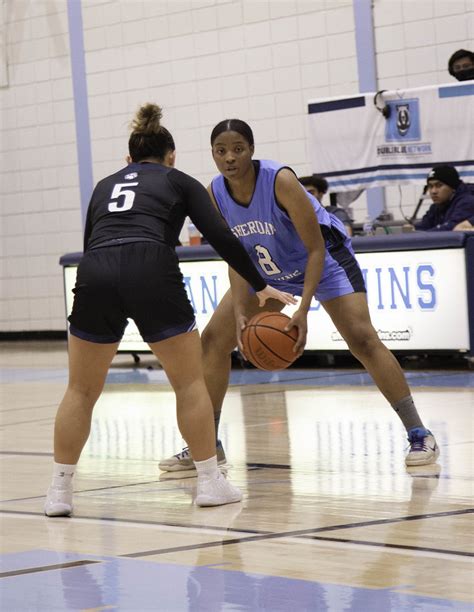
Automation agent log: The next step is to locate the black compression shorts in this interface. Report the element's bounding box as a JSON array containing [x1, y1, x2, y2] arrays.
[[68, 242, 196, 344]]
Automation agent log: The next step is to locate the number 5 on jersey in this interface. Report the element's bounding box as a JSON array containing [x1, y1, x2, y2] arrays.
[[108, 183, 139, 212]]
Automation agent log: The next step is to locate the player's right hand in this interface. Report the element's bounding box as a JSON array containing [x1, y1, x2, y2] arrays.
[[284, 309, 307, 356]]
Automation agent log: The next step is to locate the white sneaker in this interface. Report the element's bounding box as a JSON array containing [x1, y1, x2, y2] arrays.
[[44, 486, 73, 517], [195, 473, 242, 507], [405, 428, 440, 466]]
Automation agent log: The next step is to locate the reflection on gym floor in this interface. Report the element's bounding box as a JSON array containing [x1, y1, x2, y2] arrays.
[[1, 343, 473, 611]]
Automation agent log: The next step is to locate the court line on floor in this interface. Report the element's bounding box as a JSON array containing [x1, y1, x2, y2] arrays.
[[0, 549, 469, 586], [0, 470, 286, 503], [3, 367, 473, 390], [0, 474, 326, 504], [0, 451, 53, 457], [0, 537, 469, 582], [1, 507, 472, 559], [0, 479, 165, 504], [119, 507, 474, 558], [0, 417, 55, 427], [247, 462, 291, 470], [3, 466, 472, 504], [0, 510, 266, 536], [247, 463, 474, 480], [0, 404, 57, 413], [304, 535, 473, 558], [0, 559, 100, 579], [234, 369, 474, 391], [235, 372, 373, 390]]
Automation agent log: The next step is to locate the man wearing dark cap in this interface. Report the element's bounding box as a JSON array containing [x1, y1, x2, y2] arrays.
[[414, 165, 474, 232]]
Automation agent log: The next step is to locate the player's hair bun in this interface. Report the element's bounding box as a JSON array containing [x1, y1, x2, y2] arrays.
[[131, 103, 163, 134]]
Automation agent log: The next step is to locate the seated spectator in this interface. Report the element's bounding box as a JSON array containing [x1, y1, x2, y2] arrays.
[[414, 166, 474, 232], [299, 174, 353, 236], [448, 49, 474, 81]]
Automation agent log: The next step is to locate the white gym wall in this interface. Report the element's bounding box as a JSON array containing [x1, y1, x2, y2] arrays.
[[1, 0, 472, 331]]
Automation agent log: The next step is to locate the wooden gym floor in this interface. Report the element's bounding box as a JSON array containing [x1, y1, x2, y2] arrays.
[[1, 341, 473, 611]]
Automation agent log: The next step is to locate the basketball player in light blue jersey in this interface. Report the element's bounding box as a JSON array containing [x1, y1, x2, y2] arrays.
[[159, 119, 439, 473], [211, 158, 356, 298]]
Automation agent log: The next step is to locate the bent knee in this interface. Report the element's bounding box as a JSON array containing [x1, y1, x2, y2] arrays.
[[201, 326, 236, 357], [346, 328, 381, 358], [67, 382, 103, 404]]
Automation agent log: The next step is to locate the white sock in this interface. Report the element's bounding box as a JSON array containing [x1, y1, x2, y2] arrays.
[[51, 462, 76, 489], [194, 455, 219, 480]]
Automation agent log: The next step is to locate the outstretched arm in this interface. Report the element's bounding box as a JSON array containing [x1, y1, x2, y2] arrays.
[[169, 169, 296, 302]]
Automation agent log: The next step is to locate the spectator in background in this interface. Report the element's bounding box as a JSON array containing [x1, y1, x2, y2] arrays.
[[299, 174, 353, 236], [414, 165, 474, 232], [448, 49, 474, 81]]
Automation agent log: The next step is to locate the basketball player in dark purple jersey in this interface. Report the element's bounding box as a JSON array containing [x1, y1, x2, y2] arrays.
[[159, 119, 439, 473], [44, 105, 295, 516]]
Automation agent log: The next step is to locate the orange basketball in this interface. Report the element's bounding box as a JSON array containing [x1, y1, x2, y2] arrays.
[[241, 312, 298, 371]]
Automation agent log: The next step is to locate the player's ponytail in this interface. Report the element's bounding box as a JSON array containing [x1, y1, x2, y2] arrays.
[[130, 103, 163, 134], [128, 103, 175, 162]]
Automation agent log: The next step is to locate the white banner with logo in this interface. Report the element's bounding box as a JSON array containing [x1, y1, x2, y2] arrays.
[[307, 81, 474, 191], [63, 248, 470, 353]]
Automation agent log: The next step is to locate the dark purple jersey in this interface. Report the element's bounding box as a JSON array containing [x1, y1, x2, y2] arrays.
[[83, 162, 266, 291]]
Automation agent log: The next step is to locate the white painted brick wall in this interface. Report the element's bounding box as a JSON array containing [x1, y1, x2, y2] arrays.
[[374, 0, 473, 222], [1, 0, 472, 331]]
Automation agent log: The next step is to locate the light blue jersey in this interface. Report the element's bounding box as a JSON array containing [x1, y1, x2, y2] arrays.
[[211, 160, 365, 302]]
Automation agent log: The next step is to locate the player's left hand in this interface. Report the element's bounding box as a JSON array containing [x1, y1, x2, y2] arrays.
[[256, 285, 297, 307], [284, 309, 307, 356]]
